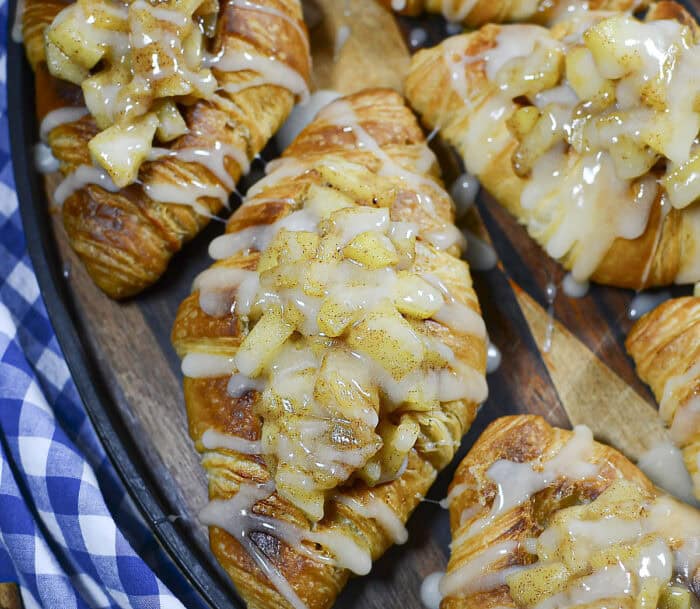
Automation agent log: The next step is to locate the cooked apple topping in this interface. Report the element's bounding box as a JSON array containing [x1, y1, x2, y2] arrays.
[[45, 0, 219, 187], [507, 479, 700, 608], [191, 153, 487, 521]]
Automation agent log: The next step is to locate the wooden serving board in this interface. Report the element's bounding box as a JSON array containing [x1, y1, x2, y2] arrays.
[[10, 0, 695, 607]]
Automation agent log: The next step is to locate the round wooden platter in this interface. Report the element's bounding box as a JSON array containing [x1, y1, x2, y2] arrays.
[[8, 1, 695, 607]]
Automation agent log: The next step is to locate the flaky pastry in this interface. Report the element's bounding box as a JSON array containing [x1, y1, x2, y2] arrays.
[[405, 2, 700, 289], [171, 88, 488, 609], [21, 0, 310, 298], [441, 415, 700, 608], [627, 296, 700, 500]]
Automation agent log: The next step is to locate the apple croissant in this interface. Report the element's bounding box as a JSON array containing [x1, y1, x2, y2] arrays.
[[21, 0, 310, 298], [626, 296, 700, 500], [380, 0, 645, 28], [171, 88, 488, 609], [440, 415, 700, 609], [405, 2, 700, 289]]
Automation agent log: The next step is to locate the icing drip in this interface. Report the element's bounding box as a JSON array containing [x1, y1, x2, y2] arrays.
[[637, 441, 697, 506], [40, 107, 89, 142], [543, 281, 557, 353], [462, 230, 497, 271], [561, 273, 589, 298], [276, 90, 342, 151], [486, 341, 501, 373], [627, 290, 672, 321], [420, 571, 445, 609], [660, 360, 700, 447], [410, 28, 428, 49], [450, 172, 480, 219], [201, 429, 263, 455], [54, 165, 120, 206], [34, 144, 60, 174]]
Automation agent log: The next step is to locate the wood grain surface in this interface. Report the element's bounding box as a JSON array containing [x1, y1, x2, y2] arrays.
[[28, 0, 695, 607]]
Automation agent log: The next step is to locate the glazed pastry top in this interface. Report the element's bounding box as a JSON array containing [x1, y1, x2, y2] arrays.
[[442, 417, 700, 608], [181, 94, 488, 522], [409, 6, 700, 285], [41, 0, 309, 189]]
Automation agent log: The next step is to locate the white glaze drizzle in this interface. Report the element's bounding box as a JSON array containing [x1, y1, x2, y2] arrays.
[[420, 571, 445, 609], [637, 441, 697, 506], [40, 108, 89, 142], [486, 341, 502, 374], [452, 425, 597, 550], [54, 165, 120, 206], [335, 493, 408, 544], [34, 143, 60, 174], [561, 272, 589, 298], [627, 290, 672, 321], [201, 429, 263, 455], [450, 172, 480, 219]]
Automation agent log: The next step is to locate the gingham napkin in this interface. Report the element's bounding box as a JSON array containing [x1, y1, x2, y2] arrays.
[[0, 4, 193, 607]]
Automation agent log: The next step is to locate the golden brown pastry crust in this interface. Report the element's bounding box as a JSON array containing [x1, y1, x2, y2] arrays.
[[22, 0, 310, 299], [626, 296, 700, 499], [442, 415, 700, 609], [171, 88, 487, 609], [404, 5, 700, 290], [379, 0, 646, 27]]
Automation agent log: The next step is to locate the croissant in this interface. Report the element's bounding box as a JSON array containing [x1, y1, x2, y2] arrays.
[[21, 0, 310, 298], [405, 2, 700, 290], [626, 297, 700, 500], [380, 0, 645, 27], [440, 415, 700, 609], [171, 88, 488, 609]]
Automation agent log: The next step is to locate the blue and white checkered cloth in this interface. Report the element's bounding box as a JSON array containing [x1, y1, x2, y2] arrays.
[[0, 3, 196, 607]]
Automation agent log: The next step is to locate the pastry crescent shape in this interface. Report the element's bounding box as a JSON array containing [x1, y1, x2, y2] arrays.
[[441, 415, 700, 609], [380, 0, 645, 28], [626, 296, 700, 500], [21, 0, 310, 298], [405, 2, 700, 289], [171, 88, 488, 609]]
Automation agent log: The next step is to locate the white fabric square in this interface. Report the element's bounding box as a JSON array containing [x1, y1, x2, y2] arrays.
[[0, 179, 18, 218], [0, 302, 17, 340], [78, 514, 117, 556], [36, 347, 71, 390], [6, 260, 40, 304], [18, 435, 51, 477], [34, 536, 62, 576]]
